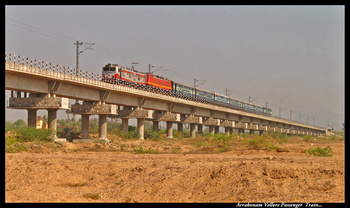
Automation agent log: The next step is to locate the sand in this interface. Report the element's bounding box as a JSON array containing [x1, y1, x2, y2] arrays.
[[5, 137, 344, 203]]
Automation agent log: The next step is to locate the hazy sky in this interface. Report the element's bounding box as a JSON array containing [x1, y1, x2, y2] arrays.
[[5, 6, 344, 129]]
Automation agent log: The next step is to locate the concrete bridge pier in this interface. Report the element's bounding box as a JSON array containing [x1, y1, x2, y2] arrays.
[[99, 114, 108, 140], [166, 121, 173, 139], [70, 101, 117, 142], [238, 129, 245, 134], [8, 93, 69, 139], [197, 124, 203, 134], [225, 127, 233, 136], [177, 123, 183, 134], [153, 121, 159, 132], [152, 111, 181, 138], [27, 109, 38, 127], [110, 107, 151, 140], [190, 123, 196, 138], [122, 118, 129, 134], [81, 114, 90, 139], [137, 118, 145, 140], [48, 109, 58, 138], [209, 126, 215, 134], [180, 115, 202, 137], [203, 117, 220, 135], [215, 126, 220, 134]]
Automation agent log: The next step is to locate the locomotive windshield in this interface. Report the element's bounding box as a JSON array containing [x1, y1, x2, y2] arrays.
[[103, 66, 116, 71]]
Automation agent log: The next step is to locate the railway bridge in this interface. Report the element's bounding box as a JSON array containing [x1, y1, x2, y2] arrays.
[[5, 54, 326, 141]]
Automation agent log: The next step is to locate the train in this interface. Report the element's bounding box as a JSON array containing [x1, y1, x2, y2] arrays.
[[101, 63, 272, 116]]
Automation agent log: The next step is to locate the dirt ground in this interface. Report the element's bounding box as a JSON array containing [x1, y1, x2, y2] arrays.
[[5, 135, 345, 203]]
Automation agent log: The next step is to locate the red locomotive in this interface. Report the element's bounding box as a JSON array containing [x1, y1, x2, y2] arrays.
[[146, 74, 172, 90], [102, 63, 172, 90]]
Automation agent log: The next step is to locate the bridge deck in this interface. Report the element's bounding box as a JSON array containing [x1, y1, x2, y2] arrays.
[[5, 61, 326, 133]]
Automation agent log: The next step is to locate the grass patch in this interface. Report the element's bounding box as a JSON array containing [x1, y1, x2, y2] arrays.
[[188, 146, 217, 154], [305, 146, 333, 157], [82, 193, 100, 200], [170, 147, 182, 154], [65, 182, 88, 187], [133, 146, 157, 154]]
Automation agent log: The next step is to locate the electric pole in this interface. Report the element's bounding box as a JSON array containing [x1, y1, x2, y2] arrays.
[[248, 96, 257, 103], [131, 62, 139, 71], [74, 41, 82, 76], [74, 40, 95, 77], [148, 64, 166, 74], [194, 78, 206, 88], [225, 88, 239, 96], [279, 106, 282, 118]]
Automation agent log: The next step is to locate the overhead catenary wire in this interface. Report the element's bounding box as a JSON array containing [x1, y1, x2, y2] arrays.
[[6, 19, 73, 44], [5, 17, 144, 65]]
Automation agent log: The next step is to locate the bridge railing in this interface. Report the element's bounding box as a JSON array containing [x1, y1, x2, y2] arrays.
[[269, 114, 325, 130], [5, 53, 103, 82]]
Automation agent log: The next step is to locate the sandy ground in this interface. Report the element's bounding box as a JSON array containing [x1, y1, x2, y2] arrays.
[[5, 137, 344, 203]]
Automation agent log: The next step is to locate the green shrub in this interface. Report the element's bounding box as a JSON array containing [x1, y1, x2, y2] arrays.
[[144, 129, 162, 140], [57, 126, 74, 138], [243, 137, 267, 150], [203, 132, 213, 139], [212, 133, 234, 148], [243, 136, 280, 151], [305, 146, 333, 157], [172, 129, 181, 138], [302, 135, 314, 142], [121, 131, 136, 139], [5, 136, 28, 153], [181, 129, 190, 137], [5, 121, 14, 132], [107, 122, 121, 132], [14, 126, 54, 142]]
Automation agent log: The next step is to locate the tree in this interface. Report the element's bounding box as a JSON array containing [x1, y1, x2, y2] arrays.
[[42, 114, 48, 123], [5, 121, 14, 132], [13, 119, 26, 129]]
